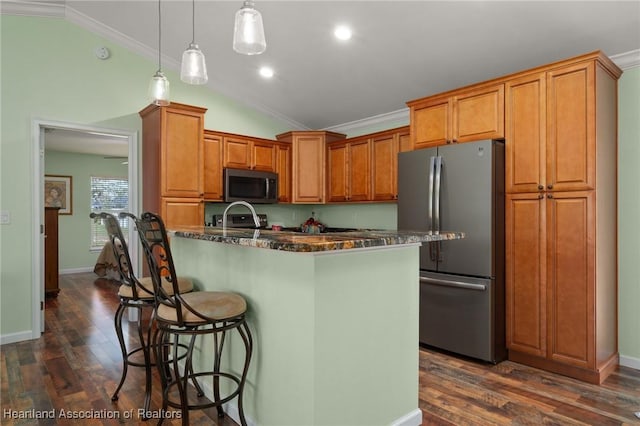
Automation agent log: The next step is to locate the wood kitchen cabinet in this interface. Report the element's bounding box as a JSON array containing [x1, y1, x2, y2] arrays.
[[398, 128, 412, 153], [203, 130, 223, 201], [546, 62, 596, 192], [276, 131, 346, 203], [505, 72, 546, 194], [140, 102, 207, 228], [371, 127, 410, 201], [327, 138, 371, 202], [408, 84, 504, 149], [161, 198, 204, 228], [223, 135, 276, 172], [506, 62, 597, 194], [326, 126, 409, 203], [505, 193, 546, 357], [275, 142, 292, 203], [44, 207, 60, 297], [504, 52, 620, 384], [507, 191, 605, 376]]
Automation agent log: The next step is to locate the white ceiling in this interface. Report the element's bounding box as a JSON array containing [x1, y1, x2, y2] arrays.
[[9, 1, 640, 154], [44, 128, 129, 157]]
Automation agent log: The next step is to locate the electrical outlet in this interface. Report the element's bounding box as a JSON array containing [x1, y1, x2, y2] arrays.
[[0, 210, 10, 224]]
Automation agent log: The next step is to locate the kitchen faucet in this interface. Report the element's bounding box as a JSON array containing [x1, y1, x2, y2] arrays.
[[222, 200, 261, 229]]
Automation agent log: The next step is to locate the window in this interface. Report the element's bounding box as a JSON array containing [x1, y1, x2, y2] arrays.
[[90, 176, 129, 249]]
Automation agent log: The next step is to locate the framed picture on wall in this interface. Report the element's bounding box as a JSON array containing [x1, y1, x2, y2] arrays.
[[44, 175, 72, 215]]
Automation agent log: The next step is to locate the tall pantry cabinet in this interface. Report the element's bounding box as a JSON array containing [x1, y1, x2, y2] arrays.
[[504, 52, 621, 384], [139, 102, 207, 228]]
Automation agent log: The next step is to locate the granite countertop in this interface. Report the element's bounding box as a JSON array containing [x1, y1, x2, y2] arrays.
[[171, 226, 465, 253]]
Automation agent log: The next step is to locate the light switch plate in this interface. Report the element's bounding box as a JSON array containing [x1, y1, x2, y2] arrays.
[[0, 210, 10, 224]]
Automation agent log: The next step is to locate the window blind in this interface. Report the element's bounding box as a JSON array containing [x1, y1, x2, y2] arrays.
[[90, 176, 129, 249]]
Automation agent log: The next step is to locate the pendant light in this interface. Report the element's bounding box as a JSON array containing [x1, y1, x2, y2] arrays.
[[148, 0, 170, 106], [180, 0, 208, 84], [232, 0, 266, 55]]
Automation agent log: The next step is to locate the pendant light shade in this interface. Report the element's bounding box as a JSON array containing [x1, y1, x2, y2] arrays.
[[181, 43, 208, 85], [180, 0, 208, 84], [148, 70, 170, 106], [233, 0, 266, 55], [148, 0, 170, 106]]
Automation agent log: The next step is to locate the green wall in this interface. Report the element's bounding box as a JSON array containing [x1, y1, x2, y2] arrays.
[[44, 150, 127, 270], [617, 66, 640, 366]]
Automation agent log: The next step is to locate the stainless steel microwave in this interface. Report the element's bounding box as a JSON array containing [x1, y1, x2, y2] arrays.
[[224, 168, 278, 204]]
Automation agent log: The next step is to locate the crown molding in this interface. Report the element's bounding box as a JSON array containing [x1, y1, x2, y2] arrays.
[[0, 0, 64, 17], [610, 49, 640, 70], [324, 108, 409, 135]]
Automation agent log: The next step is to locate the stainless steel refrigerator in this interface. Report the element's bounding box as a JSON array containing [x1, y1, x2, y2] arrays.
[[397, 140, 506, 363]]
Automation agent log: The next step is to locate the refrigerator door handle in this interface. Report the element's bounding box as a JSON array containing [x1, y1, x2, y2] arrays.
[[427, 156, 436, 232], [420, 276, 487, 291], [434, 156, 442, 234]]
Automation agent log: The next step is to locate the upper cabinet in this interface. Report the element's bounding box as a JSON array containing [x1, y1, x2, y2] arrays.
[[277, 131, 346, 204], [371, 127, 409, 201], [203, 130, 223, 201], [223, 135, 276, 172], [506, 60, 606, 194], [505, 72, 547, 194], [398, 129, 412, 153], [275, 142, 292, 203], [408, 84, 504, 149], [545, 62, 596, 192], [140, 102, 206, 199], [327, 138, 371, 202], [139, 102, 206, 228], [325, 126, 409, 203]]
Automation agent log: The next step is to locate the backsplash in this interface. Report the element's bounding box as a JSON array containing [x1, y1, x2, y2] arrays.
[[205, 203, 397, 230]]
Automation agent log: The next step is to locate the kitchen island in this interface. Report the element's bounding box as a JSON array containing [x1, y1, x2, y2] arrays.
[[168, 227, 463, 426]]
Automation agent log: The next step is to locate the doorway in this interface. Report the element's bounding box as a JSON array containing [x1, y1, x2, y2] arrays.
[[31, 119, 139, 337]]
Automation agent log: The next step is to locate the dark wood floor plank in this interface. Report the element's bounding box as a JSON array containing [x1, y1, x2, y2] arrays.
[[43, 356, 83, 397], [420, 386, 505, 426]]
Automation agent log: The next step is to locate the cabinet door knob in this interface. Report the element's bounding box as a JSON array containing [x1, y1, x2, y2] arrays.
[[538, 194, 544, 199], [547, 194, 553, 199], [547, 184, 553, 189], [446, 140, 452, 144], [538, 184, 544, 190], [452, 139, 458, 144]]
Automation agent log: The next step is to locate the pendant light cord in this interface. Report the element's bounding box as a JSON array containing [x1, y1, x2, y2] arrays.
[[157, 0, 162, 71], [191, 0, 195, 44]]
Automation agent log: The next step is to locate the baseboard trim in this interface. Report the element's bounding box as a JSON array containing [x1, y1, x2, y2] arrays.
[[508, 350, 617, 384], [391, 408, 422, 426], [620, 354, 640, 371], [60, 267, 94, 275], [0, 330, 36, 345]]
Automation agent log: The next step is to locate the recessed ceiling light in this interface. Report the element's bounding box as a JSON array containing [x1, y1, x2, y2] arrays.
[[259, 66, 274, 78], [334, 25, 352, 41]]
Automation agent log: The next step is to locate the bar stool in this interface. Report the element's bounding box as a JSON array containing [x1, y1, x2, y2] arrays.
[[90, 212, 196, 417], [133, 211, 253, 426]]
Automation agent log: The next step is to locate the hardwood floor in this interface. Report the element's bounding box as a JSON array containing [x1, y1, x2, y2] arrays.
[[2, 272, 639, 425]]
